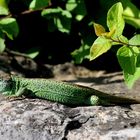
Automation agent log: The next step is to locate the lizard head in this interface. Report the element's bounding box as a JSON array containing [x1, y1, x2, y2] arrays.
[[0, 79, 12, 95]]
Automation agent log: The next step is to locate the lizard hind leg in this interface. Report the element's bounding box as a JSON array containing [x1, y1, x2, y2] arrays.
[[85, 95, 100, 106]]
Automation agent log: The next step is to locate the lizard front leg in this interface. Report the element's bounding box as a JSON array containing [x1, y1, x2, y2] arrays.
[[7, 87, 31, 100], [15, 87, 28, 96]]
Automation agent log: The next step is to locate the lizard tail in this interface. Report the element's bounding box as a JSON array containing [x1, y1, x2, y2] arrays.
[[99, 94, 140, 105]]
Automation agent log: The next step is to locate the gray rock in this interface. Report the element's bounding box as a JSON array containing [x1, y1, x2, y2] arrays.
[[1, 63, 140, 140], [66, 106, 140, 140], [1, 96, 140, 140], [0, 98, 70, 140]]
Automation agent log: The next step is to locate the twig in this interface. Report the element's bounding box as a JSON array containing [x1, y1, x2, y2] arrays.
[[5, 48, 31, 58], [0, 4, 51, 20]]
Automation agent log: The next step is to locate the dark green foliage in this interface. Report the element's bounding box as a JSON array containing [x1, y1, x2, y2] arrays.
[[0, 0, 140, 87]]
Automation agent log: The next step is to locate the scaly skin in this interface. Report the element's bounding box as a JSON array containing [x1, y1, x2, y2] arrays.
[[0, 76, 140, 106]]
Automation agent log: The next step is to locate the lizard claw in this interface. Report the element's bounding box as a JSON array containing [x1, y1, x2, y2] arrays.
[[6, 95, 26, 101]]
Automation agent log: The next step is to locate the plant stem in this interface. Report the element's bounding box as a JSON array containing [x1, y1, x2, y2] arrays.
[[110, 37, 140, 47]]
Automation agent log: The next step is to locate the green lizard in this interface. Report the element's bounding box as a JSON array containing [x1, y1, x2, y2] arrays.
[[0, 76, 140, 106]]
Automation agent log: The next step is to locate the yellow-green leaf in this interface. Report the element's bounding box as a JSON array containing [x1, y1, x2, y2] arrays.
[[129, 34, 140, 46], [107, 2, 125, 37], [93, 23, 106, 36], [90, 37, 112, 60], [0, 0, 9, 15]]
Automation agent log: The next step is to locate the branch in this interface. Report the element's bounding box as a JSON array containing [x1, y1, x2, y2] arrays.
[[0, 5, 51, 20]]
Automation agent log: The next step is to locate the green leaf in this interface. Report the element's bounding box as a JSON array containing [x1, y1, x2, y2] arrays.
[[124, 17, 140, 29], [41, 8, 61, 16], [66, 0, 77, 11], [0, 31, 5, 53], [129, 34, 140, 46], [130, 46, 140, 67], [66, 0, 87, 21], [117, 46, 136, 75], [122, 34, 140, 88], [0, 0, 9, 15], [124, 68, 140, 88], [54, 17, 71, 33], [90, 36, 112, 60], [72, 44, 90, 64], [112, 35, 129, 46], [132, 46, 140, 67], [0, 18, 19, 40], [107, 2, 125, 37], [118, 35, 128, 44], [42, 7, 72, 18], [0, 37, 5, 53], [132, 46, 140, 55], [29, 0, 50, 10], [75, 15, 83, 21], [42, 7, 72, 33], [122, 0, 140, 28], [136, 53, 140, 67], [26, 48, 40, 59]]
